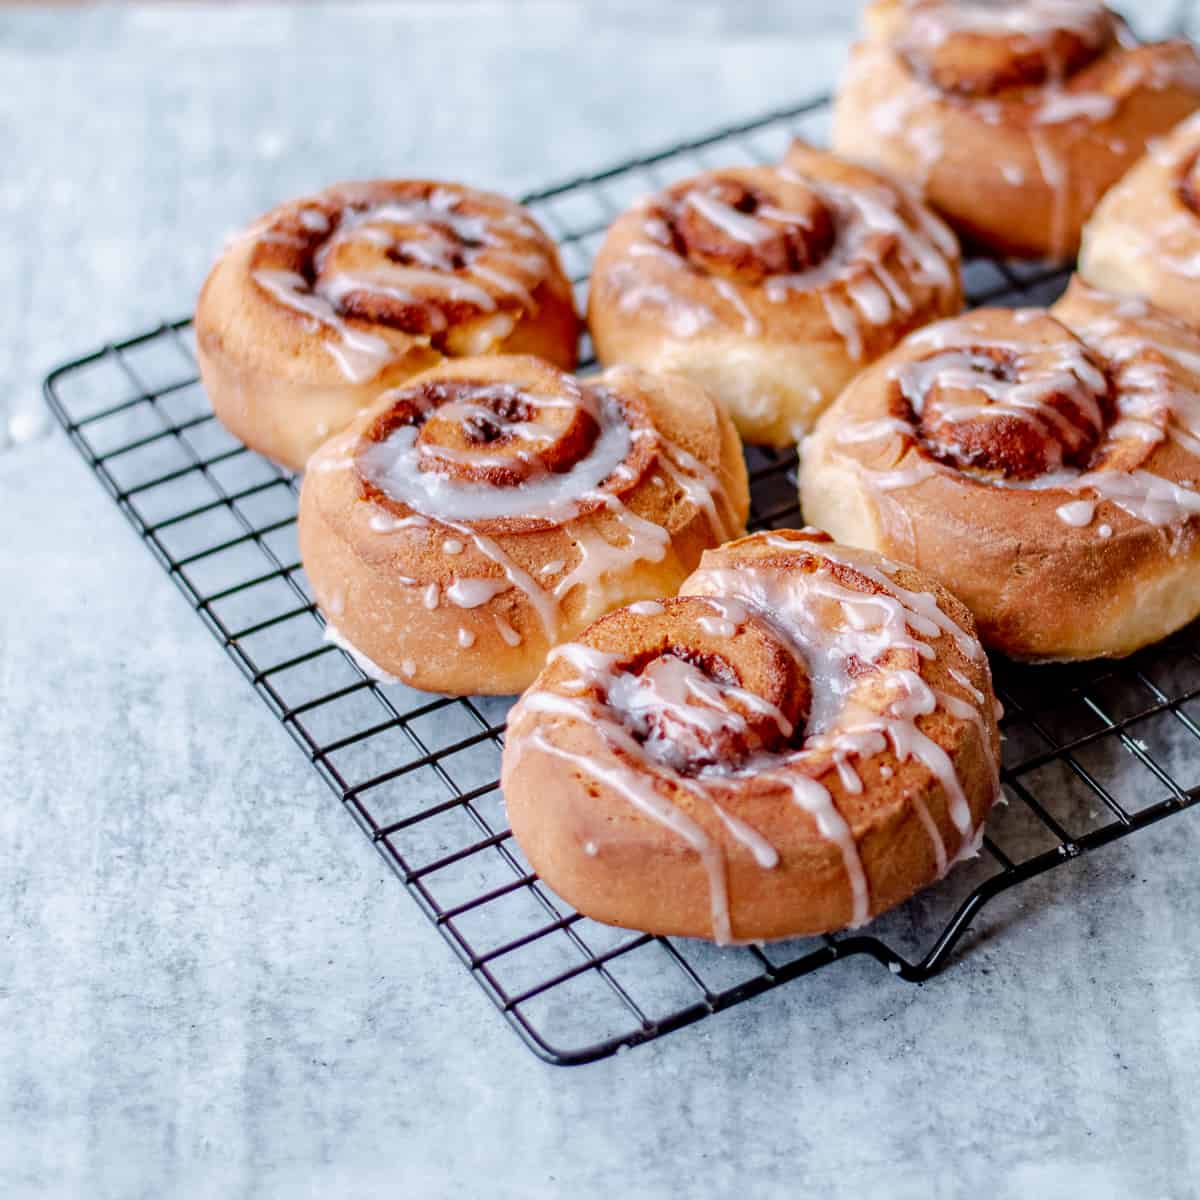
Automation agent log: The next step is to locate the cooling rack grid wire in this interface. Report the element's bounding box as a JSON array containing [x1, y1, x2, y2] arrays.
[[44, 94, 1200, 1066]]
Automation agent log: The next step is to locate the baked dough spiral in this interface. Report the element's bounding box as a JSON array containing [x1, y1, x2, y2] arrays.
[[802, 280, 1200, 661], [501, 529, 1000, 943], [587, 148, 962, 447], [833, 0, 1200, 259], [1080, 111, 1200, 325], [196, 180, 579, 471], [298, 355, 749, 696]]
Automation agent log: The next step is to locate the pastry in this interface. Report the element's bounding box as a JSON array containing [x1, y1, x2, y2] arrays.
[[801, 280, 1200, 660], [196, 180, 579, 471], [298, 355, 749, 695], [586, 149, 962, 447], [832, 0, 1200, 258], [1080, 111, 1200, 325], [501, 529, 1000, 943]]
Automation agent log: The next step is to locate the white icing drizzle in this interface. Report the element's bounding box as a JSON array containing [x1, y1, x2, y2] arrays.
[[698, 615, 738, 638], [686, 191, 773, 244], [1030, 131, 1072, 260], [841, 310, 1200, 532], [712, 804, 780, 869], [627, 600, 665, 616], [252, 268, 393, 383], [614, 172, 955, 365], [494, 615, 523, 647], [1034, 89, 1117, 125], [511, 542, 996, 939], [457, 627, 476, 649], [351, 376, 736, 651], [713, 277, 763, 337], [1056, 498, 1096, 526], [836, 417, 915, 445], [910, 796, 948, 877], [608, 263, 717, 338], [323, 622, 400, 684], [821, 291, 866, 361], [948, 666, 986, 705], [249, 189, 552, 382], [355, 379, 729, 643], [521, 697, 735, 944], [446, 578, 510, 608], [903, 1, 1110, 45]]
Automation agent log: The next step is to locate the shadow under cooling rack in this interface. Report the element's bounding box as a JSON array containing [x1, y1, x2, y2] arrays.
[[45, 94, 1200, 1065]]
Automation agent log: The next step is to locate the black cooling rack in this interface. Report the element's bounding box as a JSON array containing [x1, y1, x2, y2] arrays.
[[44, 94, 1200, 1066]]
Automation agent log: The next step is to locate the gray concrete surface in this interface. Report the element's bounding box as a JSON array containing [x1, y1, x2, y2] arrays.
[[4, 3, 1200, 1198]]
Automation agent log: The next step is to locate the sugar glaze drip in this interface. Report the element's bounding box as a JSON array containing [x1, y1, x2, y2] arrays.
[[835, 310, 1200, 531], [249, 187, 554, 382], [612, 171, 957, 364], [351, 374, 741, 646], [509, 542, 996, 942]]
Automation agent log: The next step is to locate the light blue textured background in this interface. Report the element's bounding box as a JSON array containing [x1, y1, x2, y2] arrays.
[[3, 4, 1200, 1198]]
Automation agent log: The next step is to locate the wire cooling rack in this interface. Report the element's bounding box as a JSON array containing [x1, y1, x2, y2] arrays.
[[44, 94, 1200, 1066]]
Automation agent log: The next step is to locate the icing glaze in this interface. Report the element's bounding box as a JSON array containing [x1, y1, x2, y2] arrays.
[[608, 169, 957, 368], [837, 308, 1200, 534], [346, 372, 739, 650], [509, 541, 996, 941], [249, 187, 557, 382]]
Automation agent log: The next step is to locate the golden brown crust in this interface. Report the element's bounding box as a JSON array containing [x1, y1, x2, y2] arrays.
[[833, 1, 1200, 259], [1080, 112, 1200, 325], [298, 355, 749, 696], [801, 281, 1200, 661], [501, 530, 1000, 943], [196, 180, 579, 471], [587, 151, 962, 447]]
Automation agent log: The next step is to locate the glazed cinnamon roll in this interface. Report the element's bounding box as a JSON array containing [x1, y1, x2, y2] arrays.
[[501, 529, 1000, 943], [196, 180, 579, 472], [833, 0, 1200, 259], [802, 280, 1200, 661], [1080, 112, 1200, 325], [587, 149, 962, 447], [298, 355, 748, 696]]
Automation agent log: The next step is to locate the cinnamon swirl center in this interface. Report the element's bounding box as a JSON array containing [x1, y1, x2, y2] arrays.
[[354, 370, 657, 530], [666, 178, 837, 283], [897, 0, 1115, 97], [250, 182, 551, 356], [585, 596, 809, 774], [897, 315, 1113, 477]]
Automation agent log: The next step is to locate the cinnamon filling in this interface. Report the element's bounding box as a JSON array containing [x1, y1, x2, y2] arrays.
[[361, 378, 601, 489], [898, 329, 1113, 478], [896, 0, 1115, 97], [666, 178, 836, 283], [250, 182, 550, 361], [353, 368, 662, 535], [595, 597, 810, 775]]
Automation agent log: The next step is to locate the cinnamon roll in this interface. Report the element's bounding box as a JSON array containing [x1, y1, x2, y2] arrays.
[[196, 180, 579, 472], [298, 355, 748, 696], [501, 529, 1000, 943], [801, 280, 1200, 661], [833, 0, 1200, 259], [586, 150, 962, 447], [1080, 112, 1200, 325]]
